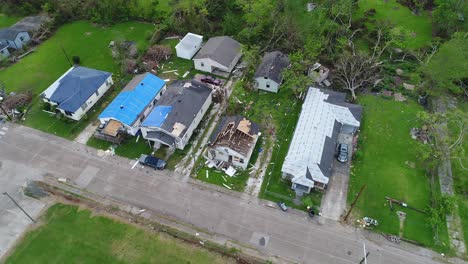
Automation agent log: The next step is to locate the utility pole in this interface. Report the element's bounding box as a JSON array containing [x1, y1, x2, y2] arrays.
[[343, 184, 366, 222], [60, 44, 73, 67], [2, 192, 36, 223]]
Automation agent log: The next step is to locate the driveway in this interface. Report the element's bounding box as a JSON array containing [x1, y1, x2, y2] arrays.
[[320, 133, 353, 221], [0, 124, 451, 264]]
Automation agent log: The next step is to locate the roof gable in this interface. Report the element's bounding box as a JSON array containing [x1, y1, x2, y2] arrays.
[[254, 51, 290, 84], [47, 66, 111, 112], [0, 28, 26, 41], [193, 36, 241, 67]]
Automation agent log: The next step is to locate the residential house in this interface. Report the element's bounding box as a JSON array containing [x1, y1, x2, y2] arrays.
[[141, 80, 212, 150], [0, 44, 10, 58], [281, 88, 362, 195], [175, 33, 203, 60], [10, 16, 50, 33], [41, 66, 113, 121], [193, 36, 242, 76], [253, 51, 290, 93], [0, 28, 30, 50], [98, 73, 166, 138], [207, 116, 260, 170]]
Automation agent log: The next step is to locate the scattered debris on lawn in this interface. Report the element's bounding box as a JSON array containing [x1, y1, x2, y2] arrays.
[[356, 216, 379, 228], [394, 93, 406, 101], [403, 83, 415, 91], [223, 166, 236, 177], [410, 127, 429, 144], [222, 183, 232, 190], [386, 235, 401, 244], [308, 62, 331, 86], [383, 90, 393, 97], [385, 196, 427, 214], [182, 71, 190, 78]]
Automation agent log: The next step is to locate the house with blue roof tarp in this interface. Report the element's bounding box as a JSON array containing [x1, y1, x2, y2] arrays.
[[140, 80, 212, 150], [97, 73, 166, 137], [41, 66, 113, 121]]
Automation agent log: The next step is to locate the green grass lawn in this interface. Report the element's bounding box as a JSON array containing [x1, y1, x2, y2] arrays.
[[356, 0, 433, 49], [87, 135, 153, 160], [348, 95, 449, 251], [6, 204, 232, 264], [0, 13, 20, 28], [0, 21, 155, 139], [157, 38, 198, 81]]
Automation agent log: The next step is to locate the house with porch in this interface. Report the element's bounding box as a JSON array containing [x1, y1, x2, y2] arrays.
[[193, 36, 241, 76], [281, 87, 362, 195], [207, 116, 260, 170], [0, 28, 30, 50], [140, 80, 212, 150], [253, 51, 289, 93], [97, 73, 166, 142], [41, 66, 113, 121]]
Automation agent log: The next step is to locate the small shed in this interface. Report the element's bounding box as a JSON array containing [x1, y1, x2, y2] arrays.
[[175, 33, 203, 60]]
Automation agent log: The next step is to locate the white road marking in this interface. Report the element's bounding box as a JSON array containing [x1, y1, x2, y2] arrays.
[[131, 159, 139, 170]]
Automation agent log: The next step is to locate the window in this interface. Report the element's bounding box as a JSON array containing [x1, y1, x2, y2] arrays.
[[239, 158, 244, 164], [264, 77, 268, 79], [65, 111, 73, 116], [201, 62, 204, 67], [266, 82, 270, 88], [95, 90, 99, 96], [20, 36, 24, 41]]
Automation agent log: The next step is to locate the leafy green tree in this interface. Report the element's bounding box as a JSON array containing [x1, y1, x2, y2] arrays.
[[433, 0, 468, 37], [282, 52, 311, 98]]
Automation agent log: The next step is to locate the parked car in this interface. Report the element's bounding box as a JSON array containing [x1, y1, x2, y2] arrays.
[[337, 143, 349, 163], [277, 201, 288, 211], [201, 76, 221, 86], [138, 154, 166, 170]]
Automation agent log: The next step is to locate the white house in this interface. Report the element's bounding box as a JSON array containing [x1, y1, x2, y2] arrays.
[[0, 28, 30, 50], [0, 44, 10, 58], [281, 88, 362, 195], [175, 33, 203, 60], [41, 66, 113, 121], [254, 51, 290, 93], [193, 36, 242, 75], [141, 80, 212, 150], [98, 73, 167, 137], [207, 116, 260, 170]]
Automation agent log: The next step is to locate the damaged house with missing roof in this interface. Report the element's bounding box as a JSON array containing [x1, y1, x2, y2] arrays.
[[207, 116, 260, 170], [281, 87, 362, 195], [140, 80, 212, 150]]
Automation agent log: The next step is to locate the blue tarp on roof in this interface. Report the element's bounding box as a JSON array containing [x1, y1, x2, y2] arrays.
[[49, 66, 112, 113], [98, 73, 165, 126], [141, 106, 172, 127]]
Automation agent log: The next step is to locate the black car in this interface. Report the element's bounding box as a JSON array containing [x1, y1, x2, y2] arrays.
[[337, 143, 349, 163], [138, 154, 166, 170], [201, 76, 221, 86]]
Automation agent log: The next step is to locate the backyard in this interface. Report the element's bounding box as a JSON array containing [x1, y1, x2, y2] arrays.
[[0, 21, 155, 139], [348, 95, 450, 251], [5, 204, 233, 264], [355, 0, 433, 49], [0, 13, 20, 28]]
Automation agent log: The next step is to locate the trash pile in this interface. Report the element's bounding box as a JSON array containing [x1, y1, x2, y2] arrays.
[[410, 127, 429, 144], [357, 216, 379, 227]]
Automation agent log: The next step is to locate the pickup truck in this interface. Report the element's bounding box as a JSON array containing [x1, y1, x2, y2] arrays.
[[138, 154, 166, 170]]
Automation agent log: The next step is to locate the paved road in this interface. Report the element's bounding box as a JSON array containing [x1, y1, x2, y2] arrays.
[[0, 125, 453, 264]]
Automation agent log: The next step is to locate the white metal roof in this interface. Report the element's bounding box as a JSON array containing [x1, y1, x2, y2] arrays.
[[175, 33, 203, 52], [282, 87, 360, 187]]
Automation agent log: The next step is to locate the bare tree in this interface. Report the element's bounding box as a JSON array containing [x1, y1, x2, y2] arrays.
[[333, 52, 382, 101]]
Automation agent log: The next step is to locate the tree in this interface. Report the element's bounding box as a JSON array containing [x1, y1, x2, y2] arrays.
[[424, 33, 468, 96], [333, 52, 382, 100], [282, 52, 311, 98], [433, 0, 468, 37]]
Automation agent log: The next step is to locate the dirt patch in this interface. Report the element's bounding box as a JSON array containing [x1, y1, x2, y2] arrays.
[[84, 32, 92, 36], [397, 211, 406, 237]]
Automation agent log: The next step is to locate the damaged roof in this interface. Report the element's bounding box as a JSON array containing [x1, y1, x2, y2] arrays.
[[141, 80, 212, 138], [254, 51, 290, 84], [209, 115, 260, 157]]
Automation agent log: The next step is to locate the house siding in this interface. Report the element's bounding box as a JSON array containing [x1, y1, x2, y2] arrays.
[[58, 76, 113, 121], [210, 147, 249, 169], [255, 77, 279, 93], [0, 47, 10, 58], [0, 31, 30, 50]]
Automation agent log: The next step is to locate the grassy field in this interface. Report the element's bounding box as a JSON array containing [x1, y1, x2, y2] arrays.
[[6, 204, 233, 264], [348, 95, 449, 251], [0, 13, 20, 28], [355, 0, 433, 49], [0, 21, 155, 139], [87, 136, 153, 159]]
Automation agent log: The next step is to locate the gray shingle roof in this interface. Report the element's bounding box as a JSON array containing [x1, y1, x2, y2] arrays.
[[193, 36, 241, 68], [0, 28, 24, 41], [254, 51, 290, 84], [49, 66, 112, 113], [11, 16, 49, 32], [144, 80, 212, 138]]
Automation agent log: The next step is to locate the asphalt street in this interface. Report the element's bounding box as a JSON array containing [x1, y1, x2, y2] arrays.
[[0, 124, 452, 264]]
